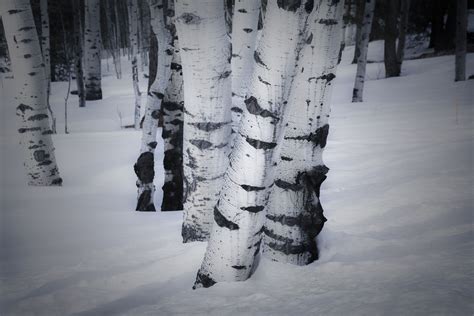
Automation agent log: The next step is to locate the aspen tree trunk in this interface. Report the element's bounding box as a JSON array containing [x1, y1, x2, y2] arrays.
[[195, 0, 309, 288], [72, 0, 86, 108], [263, 0, 344, 265], [39, 0, 56, 133], [105, 0, 122, 80], [129, 0, 142, 129], [344, 0, 357, 45], [230, 0, 261, 139], [352, 0, 375, 102], [114, 0, 123, 79], [455, 0, 467, 82], [1, 0, 62, 186], [175, 0, 232, 242], [396, 0, 410, 68], [134, 0, 172, 212], [340, 0, 351, 57], [384, 0, 400, 78], [351, 0, 365, 64], [161, 0, 185, 212], [84, 0, 102, 100]]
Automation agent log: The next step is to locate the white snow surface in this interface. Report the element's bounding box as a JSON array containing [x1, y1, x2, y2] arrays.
[[1, 41, 473, 315]]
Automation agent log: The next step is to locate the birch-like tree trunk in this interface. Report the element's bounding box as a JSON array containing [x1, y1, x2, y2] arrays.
[[84, 0, 102, 100], [263, 0, 344, 265], [134, 0, 172, 212], [128, 0, 142, 129], [455, 0, 467, 82], [194, 0, 309, 288], [175, 0, 232, 242], [351, 0, 365, 64], [384, 0, 400, 78], [73, 0, 86, 108], [352, 0, 375, 102], [230, 0, 261, 139], [1, 0, 62, 186], [396, 0, 410, 68], [161, 0, 185, 212]]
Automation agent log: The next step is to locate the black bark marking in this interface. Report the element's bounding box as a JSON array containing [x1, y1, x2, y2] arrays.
[[148, 141, 157, 149], [24, 54, 32, 58], [27, 72, 36, 76], [188, 121, 229, 131], [245, 137, 277, 150], [277, 0, 302, 11], [305, 0, 314, 13], [162, 101, 182, 111], [318, 73, 336, 82], [284, 124, 329, 148], [263, 227, 295, 244], [218, 70, 232, 79], [214, 207, 239, 230], [42, 130, 53, 135], [38, 160, 52, 166], [51, 178, 63, 185], [179, 13, 201, 25], [243, 28, 253, 33], [170, 62, 182, 71], [17, 104, 33, 113], [306, 33, 313, 44], [134, 152, 155, 184], [28, 114, 48, 121], [240, 184, 265, 191], [258, 76, 271, 86], [240, 205, 265, 213], [33, 150, 47, 162], [244, 96, 278, 120], [194, 271, 216, 289], [20, 39, 33, 43], [253, 51, 268, 69], [274, 179, 303, 191], [231, 107, 243, 113], [151, 110, 161, 119], [18, 127, 41, 133], [232, 265, 247, 270], [238, 8, 247, 13], [8, 9, 25, 14], [189, 139, 213, 150], [136, 189, 156, 212], [281, 156, 293, 161], [318, 18, 338, 25]]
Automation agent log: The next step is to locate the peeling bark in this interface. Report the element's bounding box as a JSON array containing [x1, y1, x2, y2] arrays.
[[1, 0, 62, 186], [195, 0, 310, 288], [176, 0, 232, 242]]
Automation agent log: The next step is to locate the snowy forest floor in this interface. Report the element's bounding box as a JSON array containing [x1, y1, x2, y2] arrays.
[[1, 41, 473, 315]]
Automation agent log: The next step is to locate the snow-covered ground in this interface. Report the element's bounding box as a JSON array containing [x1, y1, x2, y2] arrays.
[[1, 41, 473, 315]]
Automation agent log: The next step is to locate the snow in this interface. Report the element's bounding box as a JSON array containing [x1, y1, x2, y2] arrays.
[[1, 41, 473, 315]]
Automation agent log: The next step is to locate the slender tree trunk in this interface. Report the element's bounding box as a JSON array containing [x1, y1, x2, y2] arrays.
[[352, 0, 375, 102], [263, 0, 343, 266], [175, 0, 232, 242], [114, 0, 124, 75], [1, 0, 62, 186], [128, 0, 142, 129], [455, 0, 467, 82], [84, 0, 102, 100], [230, 0, 261, 140], [351, 0, 365, 64], [340, 0, 351, 58], [134, 0, 172, 212], [105, 0, 122, 80], [396, 0, 410, 69], [72, 0, 86, 108], [195, 0, 309, 289], [161, 0, 185, 212], [384, 0, 400, 77]]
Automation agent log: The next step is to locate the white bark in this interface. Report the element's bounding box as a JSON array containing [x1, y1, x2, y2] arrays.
[[161, 0, 185, 212], [351, 0, 375, 102], [134, 0, 172, 212], [1, 0, 62, 186], [39, 0, 50, 88], [263, 0, 344, 265], [455, 0, 467, 82], [175, 0, 232, 242], [128, 0, 142, 129], [84, 0, 102, 100], [230, 0, 261, 138], [195, 0, 309, 288]]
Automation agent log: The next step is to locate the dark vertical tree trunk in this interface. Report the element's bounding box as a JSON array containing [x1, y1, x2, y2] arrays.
[[455, 0, 467, 81], [84, 0, 102, 100], [397, 0, 410, 68], [73, 0, 86, 108], [148, 28, 158, 93], [384, 0, 400, 78]]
